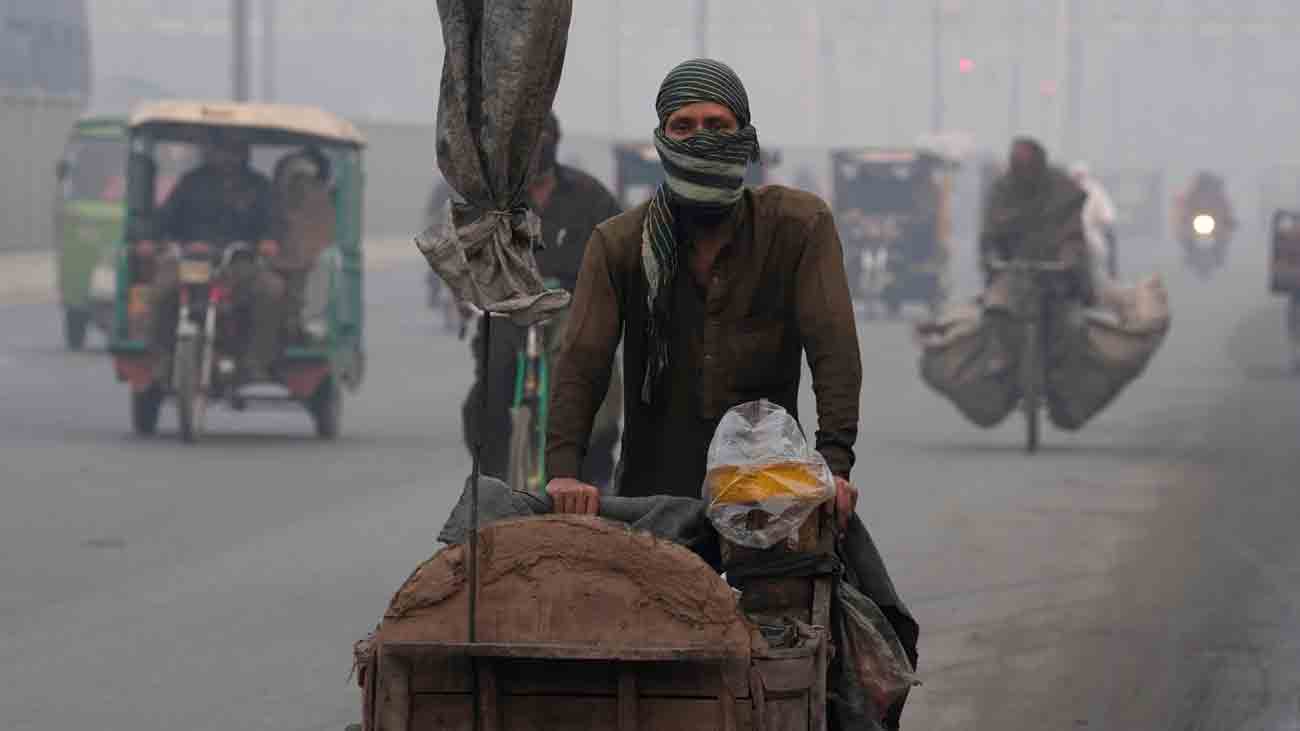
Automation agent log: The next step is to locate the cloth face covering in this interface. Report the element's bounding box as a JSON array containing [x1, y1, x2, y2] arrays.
[[640, 58, 760, 404]]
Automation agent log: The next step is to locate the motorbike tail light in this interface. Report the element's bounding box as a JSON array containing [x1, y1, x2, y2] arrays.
[[184, 241, 212, 257], [209, 284, 232, 304]]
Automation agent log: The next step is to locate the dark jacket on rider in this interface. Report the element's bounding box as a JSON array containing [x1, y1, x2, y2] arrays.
[[547, 185, 862, 499], [157, 164, 272, 244], [979, 166, 1093, 305]]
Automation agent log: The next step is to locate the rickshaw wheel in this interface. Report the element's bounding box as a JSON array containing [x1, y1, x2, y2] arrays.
[[309, 376, 342, 439], [64, 308, 90, 351], [131, 385, 164, 436]]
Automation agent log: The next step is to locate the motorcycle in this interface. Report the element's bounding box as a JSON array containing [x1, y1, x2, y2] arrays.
[[170, 241, 260, 442], [1181, 211, 1228, 280]]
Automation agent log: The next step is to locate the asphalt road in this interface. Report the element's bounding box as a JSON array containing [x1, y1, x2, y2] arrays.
[[2, 234, 1298, 730]]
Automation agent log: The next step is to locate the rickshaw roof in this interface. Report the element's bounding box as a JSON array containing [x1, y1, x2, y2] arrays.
[[74, 115, 128, 138], [833, 147, 945, 165], [128, 100, 365, 146]]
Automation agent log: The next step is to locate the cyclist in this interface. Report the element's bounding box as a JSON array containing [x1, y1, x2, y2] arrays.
[[461, 111, 624, 489]]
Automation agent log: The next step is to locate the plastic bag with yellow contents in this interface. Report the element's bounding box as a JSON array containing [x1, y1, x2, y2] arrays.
[[703, 400, 835, 548]]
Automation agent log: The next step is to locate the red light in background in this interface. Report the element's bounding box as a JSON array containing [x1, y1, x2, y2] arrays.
[[958, 58, 975, 73], [1040, 80, 1058, 96]]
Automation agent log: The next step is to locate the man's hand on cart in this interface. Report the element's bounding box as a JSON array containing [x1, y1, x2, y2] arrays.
[[828, 476, 859, 533], [546, 477, 600, 515]]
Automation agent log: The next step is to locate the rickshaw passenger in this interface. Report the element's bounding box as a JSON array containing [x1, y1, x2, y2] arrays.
[[150, 128, 289, 381], [268, 147, 336, 338]]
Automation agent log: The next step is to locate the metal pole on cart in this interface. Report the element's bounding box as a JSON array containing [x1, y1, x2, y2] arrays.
[[469, 309, 490, 644]]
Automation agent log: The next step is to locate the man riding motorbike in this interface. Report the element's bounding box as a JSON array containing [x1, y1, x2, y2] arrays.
[[1069, 161, 1119, 280], [1174, 171, 1237, 269], [149, 127, 288, 381], [461, 111, 625, 489]]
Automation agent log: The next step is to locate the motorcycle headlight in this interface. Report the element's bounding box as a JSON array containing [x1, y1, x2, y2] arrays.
[[304, 318, 329, 343], [1193, 214, 1216, 236]]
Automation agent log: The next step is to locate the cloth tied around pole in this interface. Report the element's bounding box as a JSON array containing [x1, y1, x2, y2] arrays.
[[415, 198, 570, 327]]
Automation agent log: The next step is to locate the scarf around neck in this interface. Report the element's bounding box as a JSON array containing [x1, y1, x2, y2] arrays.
[[639, 58, 760, 404]]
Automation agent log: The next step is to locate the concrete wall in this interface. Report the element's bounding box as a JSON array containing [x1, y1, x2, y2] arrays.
[[0, 94, 83, 251]]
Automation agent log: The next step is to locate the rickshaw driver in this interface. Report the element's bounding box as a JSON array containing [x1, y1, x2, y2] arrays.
[[543, 59, 861, 530], [149, 127, 290, 381]]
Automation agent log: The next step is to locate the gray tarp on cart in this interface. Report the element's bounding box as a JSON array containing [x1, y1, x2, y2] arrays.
[[416, 0, 573, 325]]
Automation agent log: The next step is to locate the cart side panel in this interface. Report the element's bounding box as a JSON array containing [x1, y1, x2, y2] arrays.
[[411, 694, 473, 729]]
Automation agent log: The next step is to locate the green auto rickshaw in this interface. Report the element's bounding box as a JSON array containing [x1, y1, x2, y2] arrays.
[[54, 116, 129, 349], [109, 101, 367, 441]]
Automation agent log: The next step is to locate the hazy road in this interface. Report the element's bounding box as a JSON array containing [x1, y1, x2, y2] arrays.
[[2, 233, 1298, 730]]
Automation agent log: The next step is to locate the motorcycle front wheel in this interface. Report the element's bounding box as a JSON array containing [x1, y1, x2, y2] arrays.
[[1288, 295, 1300, 374], [175, 336, 207, 443]]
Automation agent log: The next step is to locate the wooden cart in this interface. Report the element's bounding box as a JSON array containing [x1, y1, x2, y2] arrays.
[[354, 512, 834, 730]]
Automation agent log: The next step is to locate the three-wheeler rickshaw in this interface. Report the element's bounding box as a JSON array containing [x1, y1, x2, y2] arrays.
[[831, 148, 953, 318], [108, 101, 367, 441]]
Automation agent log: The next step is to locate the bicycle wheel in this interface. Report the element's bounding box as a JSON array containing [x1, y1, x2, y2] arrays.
[[1020, 320, 1041, 454], [507, 405, 535, 493]]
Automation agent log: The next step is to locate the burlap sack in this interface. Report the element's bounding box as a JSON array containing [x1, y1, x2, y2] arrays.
[[916, 301, 1020, 428], [1046, 275, 1170, 430]]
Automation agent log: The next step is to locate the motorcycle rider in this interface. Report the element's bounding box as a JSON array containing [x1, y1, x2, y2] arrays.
[[461, 111, 625, 489], [150, 127, 287, 381], [1069, 161, 1119, 280], [1174, 171, 1237, 264]]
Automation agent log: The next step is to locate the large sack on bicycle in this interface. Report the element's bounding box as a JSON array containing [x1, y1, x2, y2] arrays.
[[1046, 275, 1170, 430], [915, 300, 1019, 428]]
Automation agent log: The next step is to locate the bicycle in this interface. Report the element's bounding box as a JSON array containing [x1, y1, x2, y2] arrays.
[[507, 314, 554, 494], [988, 258, 1072, 454], [459, 284, 559, 494]]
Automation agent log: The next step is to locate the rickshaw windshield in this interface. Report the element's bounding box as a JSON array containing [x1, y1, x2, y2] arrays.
[[126, 126, 352, 239], [838, 163, 929, 214], [61, 137, 127, 203]]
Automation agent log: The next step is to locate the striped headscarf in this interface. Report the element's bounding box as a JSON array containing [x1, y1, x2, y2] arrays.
[[640, 59, 759, 404]]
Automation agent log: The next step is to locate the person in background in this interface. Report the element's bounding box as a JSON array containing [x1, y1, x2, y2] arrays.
[[1069, 161, 1120, 280]]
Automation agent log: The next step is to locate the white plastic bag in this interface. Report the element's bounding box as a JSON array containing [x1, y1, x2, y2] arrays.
[[703, 400, 835, 549]]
